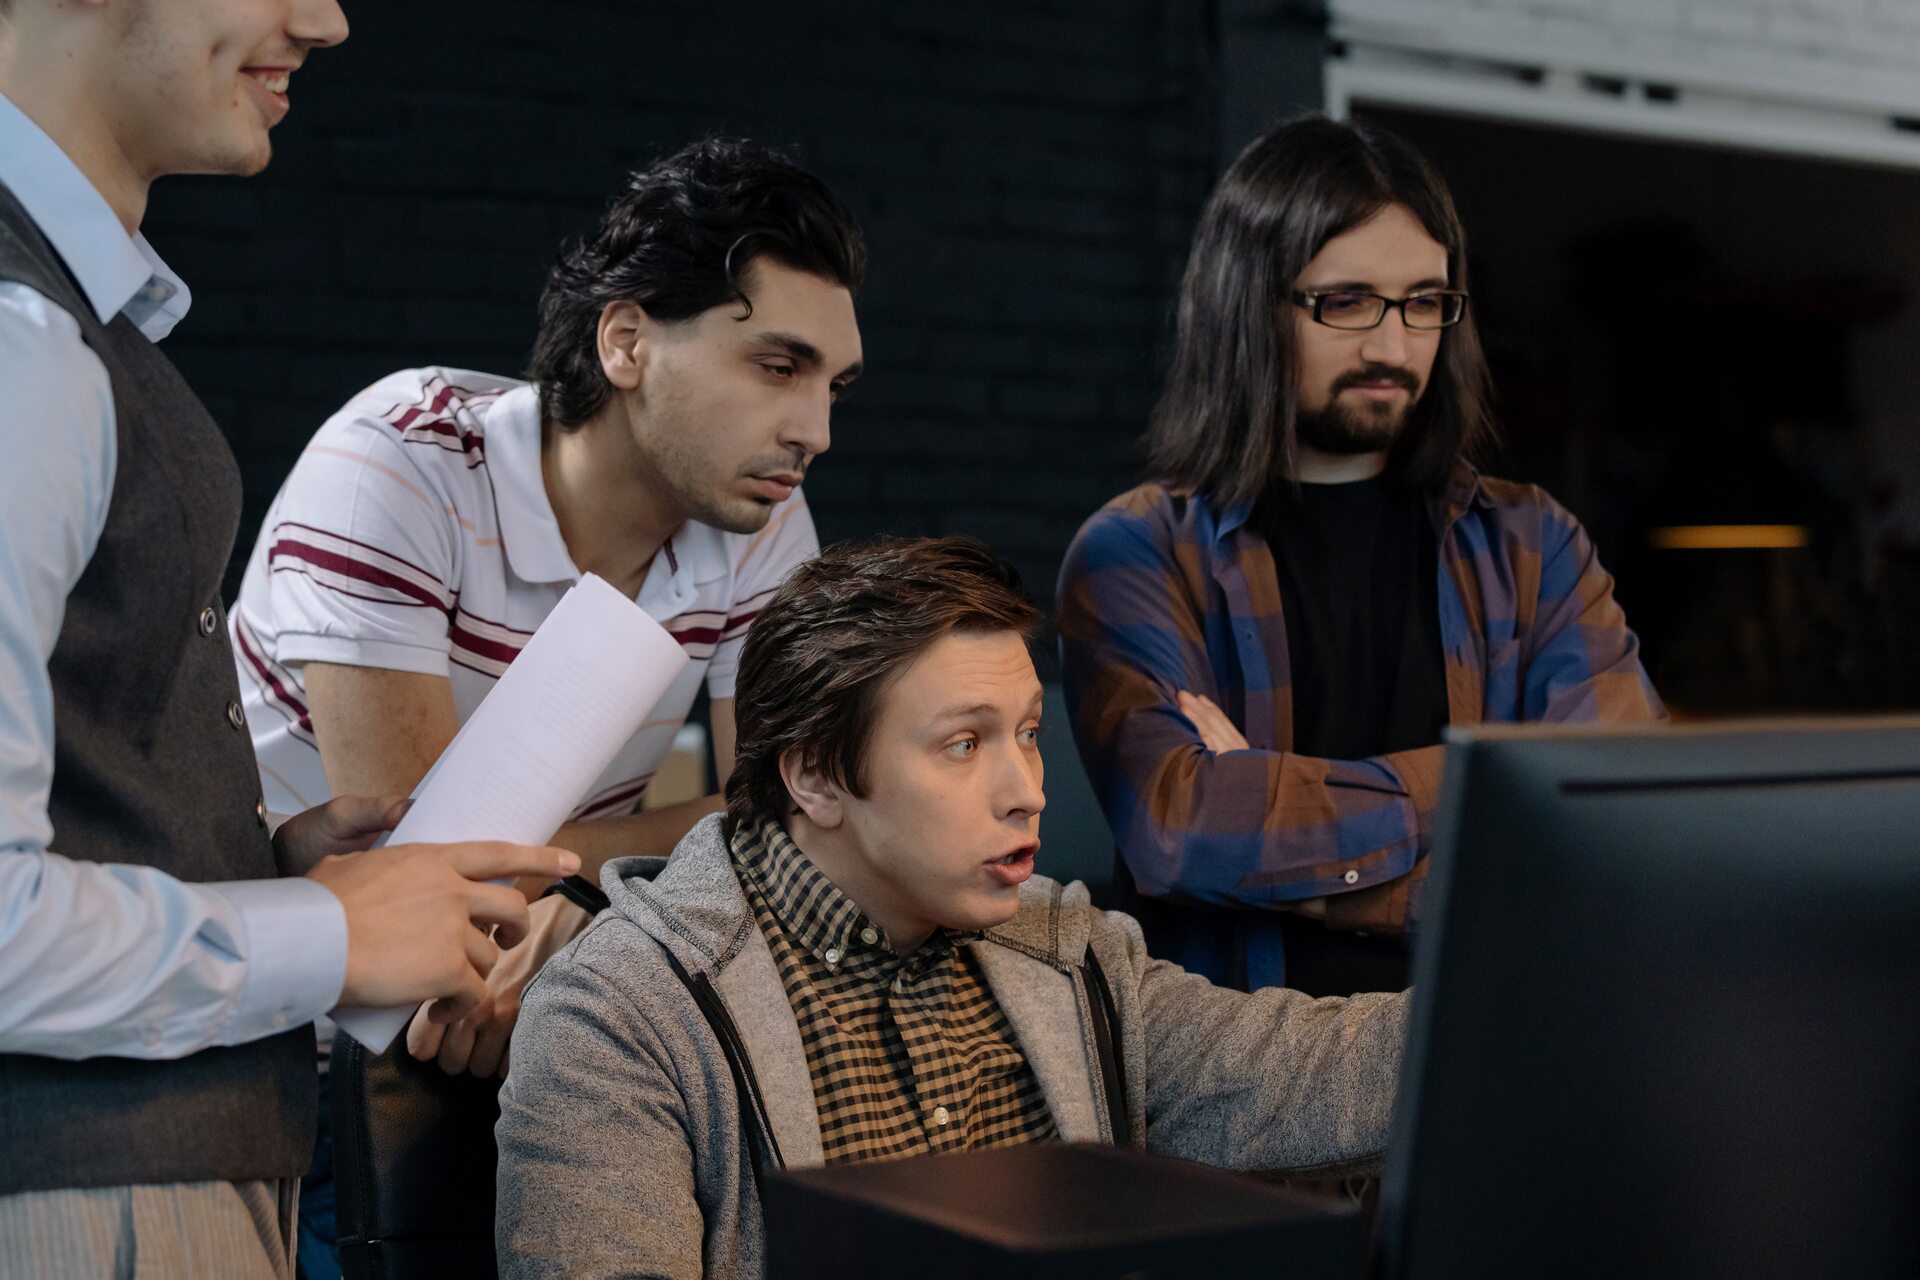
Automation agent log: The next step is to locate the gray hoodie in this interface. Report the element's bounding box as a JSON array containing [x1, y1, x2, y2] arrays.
[[496, 814, 1406, 1279]]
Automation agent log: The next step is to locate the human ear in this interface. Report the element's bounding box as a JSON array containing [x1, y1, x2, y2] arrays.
[[596, 301, 650, 392], [779, 747, 845, 830]]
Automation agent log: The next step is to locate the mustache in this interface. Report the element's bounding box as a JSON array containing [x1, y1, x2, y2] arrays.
[[742, 449, 810, 480], [1332, 363, 1421, 394]]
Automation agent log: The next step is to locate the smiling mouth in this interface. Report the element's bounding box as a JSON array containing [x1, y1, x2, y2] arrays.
[[243, 69, 292, 93]]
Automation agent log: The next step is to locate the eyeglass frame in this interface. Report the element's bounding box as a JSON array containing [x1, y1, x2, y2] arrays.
[[1288, 287, 1470, 330]]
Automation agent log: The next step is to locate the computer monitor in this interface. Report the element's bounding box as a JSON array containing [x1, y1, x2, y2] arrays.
[[1377, 718, 1920, 1280]]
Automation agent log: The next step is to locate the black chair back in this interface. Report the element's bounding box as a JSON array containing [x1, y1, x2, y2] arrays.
[[330, 1029, 503, 1279]]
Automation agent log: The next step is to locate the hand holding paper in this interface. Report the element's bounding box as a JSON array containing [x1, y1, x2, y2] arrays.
[[310, 840, 578, 1029], [329, 574, 690, 1051]]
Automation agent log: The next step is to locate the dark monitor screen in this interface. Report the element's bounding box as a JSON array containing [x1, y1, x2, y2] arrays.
[[1378, 719, 1920, 1280]]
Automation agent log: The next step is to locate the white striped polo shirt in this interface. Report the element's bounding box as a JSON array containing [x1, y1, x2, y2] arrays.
[[230, 365, 817, 818]]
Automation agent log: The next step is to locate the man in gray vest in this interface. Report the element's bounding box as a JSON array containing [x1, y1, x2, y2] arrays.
[[0, 2, 580, 1275]]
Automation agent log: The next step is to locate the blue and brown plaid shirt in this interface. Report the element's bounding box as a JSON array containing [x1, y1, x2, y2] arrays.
[[1056, 466, 1664, 989]]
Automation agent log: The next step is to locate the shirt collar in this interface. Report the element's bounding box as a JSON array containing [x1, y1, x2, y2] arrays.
[[486, 384, 708, 609], [0, 91, 190, 341], [482, 384, 581, 585], [1441, 459, 1493, 522], [729, 813, 972, 970]]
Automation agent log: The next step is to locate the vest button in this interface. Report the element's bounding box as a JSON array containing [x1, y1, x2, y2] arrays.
[[227, 701, 246, 731], [198, 606, 218, 636], [255, 798, 268, 828]]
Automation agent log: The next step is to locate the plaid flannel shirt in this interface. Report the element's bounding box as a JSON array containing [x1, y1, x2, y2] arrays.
[[730, 815, 1058, 1163], [1056, 466, 1663, 989]]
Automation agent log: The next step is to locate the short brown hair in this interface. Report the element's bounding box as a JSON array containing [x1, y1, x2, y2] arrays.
[[725, 536, 1039, 833]]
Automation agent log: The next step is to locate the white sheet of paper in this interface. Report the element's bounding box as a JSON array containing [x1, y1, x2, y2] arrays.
[[332, 572, 690, 1051]]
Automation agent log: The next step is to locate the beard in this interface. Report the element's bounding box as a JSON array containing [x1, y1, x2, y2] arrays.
[[1295, 364, 1424, 456], [1295, 398, 1407, 456]]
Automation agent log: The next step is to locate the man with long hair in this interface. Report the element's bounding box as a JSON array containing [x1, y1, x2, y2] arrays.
[[1057, 116, 1662, 999]]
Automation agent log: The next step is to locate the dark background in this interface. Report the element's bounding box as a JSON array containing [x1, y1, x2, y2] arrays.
[[145, 0, 1920, 712]]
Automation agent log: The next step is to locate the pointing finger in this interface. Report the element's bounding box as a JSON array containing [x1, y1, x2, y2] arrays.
[[445, 841, 581, 884]]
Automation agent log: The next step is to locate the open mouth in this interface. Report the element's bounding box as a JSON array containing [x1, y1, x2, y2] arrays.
[[241, 68, 294, 122], [985, 843, 1039, 887]]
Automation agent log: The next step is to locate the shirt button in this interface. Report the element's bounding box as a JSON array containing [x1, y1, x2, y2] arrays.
[[823, 947, 842, 969], [255, 798, 268, 829], [227, 701, 246, 731], [859, 927, 879, 946], [932, 1106, 950, 1127], [1343, 869, 1360, 885], [199, 606, 218, 636]]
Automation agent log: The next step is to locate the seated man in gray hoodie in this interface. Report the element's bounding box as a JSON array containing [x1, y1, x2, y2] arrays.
[[495, 536, 1407, 1279]]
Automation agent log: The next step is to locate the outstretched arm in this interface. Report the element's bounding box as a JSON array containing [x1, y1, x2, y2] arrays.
[[1096, 909, 1406, 1176]]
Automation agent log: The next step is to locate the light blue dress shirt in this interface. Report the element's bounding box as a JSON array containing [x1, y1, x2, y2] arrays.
[[0, 90, 349, 1059]]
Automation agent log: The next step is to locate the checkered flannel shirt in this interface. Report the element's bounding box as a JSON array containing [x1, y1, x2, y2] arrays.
[[1057, 465, 1665, 988], [729, 814, 1058, 1164]]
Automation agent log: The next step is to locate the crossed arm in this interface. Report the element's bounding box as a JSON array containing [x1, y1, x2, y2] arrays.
[[1056, 514, 1448, 932], [1056, 496, 1661, 935]]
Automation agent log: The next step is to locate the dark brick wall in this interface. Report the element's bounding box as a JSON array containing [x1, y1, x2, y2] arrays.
[[144, 1, 1323, 651]]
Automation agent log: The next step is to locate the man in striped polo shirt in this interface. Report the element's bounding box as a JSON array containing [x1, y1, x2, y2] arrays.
[[230, 139, 864, 1269]]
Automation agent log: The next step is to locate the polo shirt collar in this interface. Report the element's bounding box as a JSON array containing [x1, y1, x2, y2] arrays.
[[0, 90, 190, 341], [486, 385, 711, 615], [483, 385, 580, 586]]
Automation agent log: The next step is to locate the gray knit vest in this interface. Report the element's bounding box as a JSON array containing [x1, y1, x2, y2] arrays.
[[0, 182, 313, 1194]]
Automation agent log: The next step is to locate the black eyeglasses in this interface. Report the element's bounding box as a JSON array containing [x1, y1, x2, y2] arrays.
[[1290, 288, 1469, 330]]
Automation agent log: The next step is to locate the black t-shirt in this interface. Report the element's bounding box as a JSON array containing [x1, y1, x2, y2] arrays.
[[1254, 475, 1449, 996], [1257, 475, 1449, 759]]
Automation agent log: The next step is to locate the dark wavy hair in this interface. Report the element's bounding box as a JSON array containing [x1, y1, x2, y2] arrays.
[[1146, 115, 1495, 503], [528, 138, 866, 429], [725, 537, 1040, 834]]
